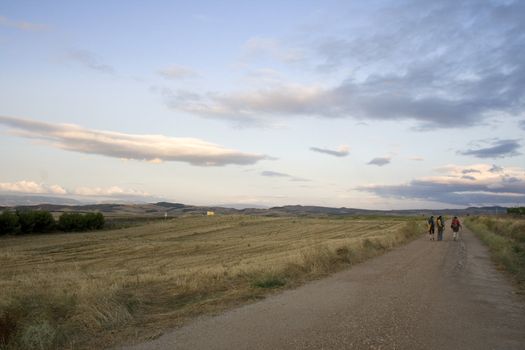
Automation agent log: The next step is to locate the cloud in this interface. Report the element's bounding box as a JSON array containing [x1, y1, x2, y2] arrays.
[[242, 37, 305, 63], [0, 180, 153, 201], [260, 170, 310, 182], [409, 156, 424, 161], [462, 169, 481, 174], [158, 65, 198, 80], [310, 145, 349, 157], [261, 170, 289, 178], [0, 15, 48, 31], [459, 139, 521, 159], [72, 186, 148, 197], [0, 115, 268, 166], [519, 120, 525, 131], [357, 164, 525, 206], [367, 157, 391, 166], [159, 84, 325, 126], [160, 1, 524, 129], [66, 49, 115, 74], [489, 164, 504, 173], [0, 181, 66, 195]]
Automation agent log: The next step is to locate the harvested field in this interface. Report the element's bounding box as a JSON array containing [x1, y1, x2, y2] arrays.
[[0, 215, 422, 349]]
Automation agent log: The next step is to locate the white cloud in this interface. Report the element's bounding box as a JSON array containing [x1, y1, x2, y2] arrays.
[[0, 180, 152, 199], [161, 84, 326, 125], [242, 37, 305, 63], [0, 115, 268, 166], [72, 186, 148, 197], [0, 181, 66, 194], [48, 185, 67, 195], [158, 65, 198, 80], [0, 15, 48, 31]]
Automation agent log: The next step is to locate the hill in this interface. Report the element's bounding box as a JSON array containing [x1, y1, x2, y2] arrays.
[[0, 199, 508, 218]]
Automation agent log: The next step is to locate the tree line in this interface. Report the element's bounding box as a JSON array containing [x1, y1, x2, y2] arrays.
[[507, 207, 525, 215], [0, 210, 105, 235]]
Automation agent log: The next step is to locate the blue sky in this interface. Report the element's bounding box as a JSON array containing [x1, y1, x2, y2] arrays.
[[1, 0, 524, 209]]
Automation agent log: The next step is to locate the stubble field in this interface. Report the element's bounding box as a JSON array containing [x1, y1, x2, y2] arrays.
[[0, 215, 422, 349]]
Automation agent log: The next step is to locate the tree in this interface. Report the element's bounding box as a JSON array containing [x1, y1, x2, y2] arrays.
[[0, 211, 19, 235], [32, 211, 56, 233], [58, 212, 105, 232], [16, 210, 55, 234]]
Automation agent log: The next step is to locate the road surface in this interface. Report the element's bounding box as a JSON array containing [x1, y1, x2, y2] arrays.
[[121, 226, 525, 350]]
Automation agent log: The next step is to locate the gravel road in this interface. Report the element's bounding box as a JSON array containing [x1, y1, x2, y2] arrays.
[[121, 226, 525, 350]]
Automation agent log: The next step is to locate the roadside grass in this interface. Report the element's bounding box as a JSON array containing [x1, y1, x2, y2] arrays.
[[465, 216, 525, 291], [0, 215, 423, 349]]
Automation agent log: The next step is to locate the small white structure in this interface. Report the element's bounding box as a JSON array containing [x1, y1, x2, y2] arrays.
[[207, 211, 215, 216]]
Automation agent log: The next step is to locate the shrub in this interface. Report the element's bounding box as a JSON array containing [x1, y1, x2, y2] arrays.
[[16, 210, 36, 234], [58, 213, 85, 231], [507, 207, 525, 215], [32, 211, 56, 233], [0, 312, 17, 346], [251, 272, 287, 289], [58, 212, 105, 232], [85, 212, 105, 230], [16, 210, 55, 234], [0, 210, 19, 235]]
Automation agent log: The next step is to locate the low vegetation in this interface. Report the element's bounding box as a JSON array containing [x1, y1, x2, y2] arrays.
[[465, 216, 525, 290], [0, 215, 423, 349], [507, 207, 525, 215], [0, 210, 104, 235]]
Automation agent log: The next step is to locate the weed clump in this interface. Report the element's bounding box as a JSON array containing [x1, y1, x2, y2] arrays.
[[251, 273, 287, 289]]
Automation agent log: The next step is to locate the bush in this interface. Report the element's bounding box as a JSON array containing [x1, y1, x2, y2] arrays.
[[0, 210, 105, 235], [16, 210, 55, 234], [85, 212, 105, 230], [58, 212, 104, 232], [33, 211, 56, 233], [507, 207, 525, 215], [0, 210, 19, 235], [251, 272, 287, 289]]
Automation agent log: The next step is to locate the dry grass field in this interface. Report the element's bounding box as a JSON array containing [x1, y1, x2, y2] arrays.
[[0, 215, 422, 349], [465, 216, 525, 290]]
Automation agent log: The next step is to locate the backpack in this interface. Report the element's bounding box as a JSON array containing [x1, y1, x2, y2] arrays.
[[451, 218, 459, 229]]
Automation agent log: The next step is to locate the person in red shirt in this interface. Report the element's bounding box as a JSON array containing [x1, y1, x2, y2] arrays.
[[451, 216, 462, 241]]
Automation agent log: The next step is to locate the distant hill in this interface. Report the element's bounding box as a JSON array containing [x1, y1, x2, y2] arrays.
[[0, 195, 83, 207], [0, 199, 508, 218]]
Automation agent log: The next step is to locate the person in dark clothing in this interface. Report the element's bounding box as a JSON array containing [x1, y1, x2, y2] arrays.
[[436, 215, 445, 241], [427, 216, 435, 241]]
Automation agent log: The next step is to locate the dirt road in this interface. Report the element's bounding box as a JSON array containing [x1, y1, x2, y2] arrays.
[[121, 226, 525, 350]]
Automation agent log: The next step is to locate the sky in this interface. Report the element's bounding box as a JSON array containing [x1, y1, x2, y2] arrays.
[[0, 0, 524, 209]]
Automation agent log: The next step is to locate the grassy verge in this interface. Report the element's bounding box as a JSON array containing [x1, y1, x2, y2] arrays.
[[465, 216, 525, 291], [0, 216, 423, 349]]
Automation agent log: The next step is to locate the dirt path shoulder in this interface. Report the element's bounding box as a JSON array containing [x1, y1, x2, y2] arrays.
[[120, 227, 525, 350]]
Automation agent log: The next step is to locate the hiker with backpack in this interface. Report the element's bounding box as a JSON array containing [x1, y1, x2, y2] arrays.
[[427, 216, 435, 240], [451, 216, 462, 241], [436, 215, 445, 241]]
